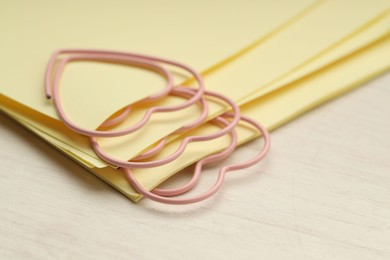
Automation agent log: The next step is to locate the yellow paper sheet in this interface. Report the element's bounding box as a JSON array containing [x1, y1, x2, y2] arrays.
[[127, 34, 390, 201], [0, 0, 317, 129], [0, 103, 106, 168], [3, 34, 390, 201], [64, 0, 390, 162], [240, 9, 390, 104], [1, 1, 390, 167]]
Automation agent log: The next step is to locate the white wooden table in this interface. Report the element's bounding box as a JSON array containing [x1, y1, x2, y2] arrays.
[[1, 73, 389, 260]]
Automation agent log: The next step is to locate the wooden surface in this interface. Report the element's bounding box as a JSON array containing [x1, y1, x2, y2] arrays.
[[1, 73, 389, 260]]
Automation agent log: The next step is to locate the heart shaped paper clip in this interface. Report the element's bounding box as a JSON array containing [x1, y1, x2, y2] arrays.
[[45, 49, 207, 137], [91, 88, 241, 168], [45, 49, 271, 205], [124, 113, 270, 205]]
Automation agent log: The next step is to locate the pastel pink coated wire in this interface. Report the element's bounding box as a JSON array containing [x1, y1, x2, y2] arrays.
[[129, 86, 209, 161], [98, 86, 210, 162], [90, 88, 241, 169], [44, 49, 271, 205], [99, 106, 132, 129], [45, 49, 207, 137], [99, 86, 208, 133], [153, 115, 238, 197], [123, 113, 270, 205]]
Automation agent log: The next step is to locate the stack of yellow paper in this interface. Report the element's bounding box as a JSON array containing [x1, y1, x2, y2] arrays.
[[1, 0, 389, 202]]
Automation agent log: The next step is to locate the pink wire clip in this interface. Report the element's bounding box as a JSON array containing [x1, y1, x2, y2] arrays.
[[101, 86, 209, 161], [45, 49, 207, 137], [45, 49, 271, 205], [90, 88, 241, 169], [124, 113, 270, 205]]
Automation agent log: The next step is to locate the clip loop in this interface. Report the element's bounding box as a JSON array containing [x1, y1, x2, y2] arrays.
[[45, 49, 271, 205], [45, 49, 207, 137], [124, 114, 270, 205]]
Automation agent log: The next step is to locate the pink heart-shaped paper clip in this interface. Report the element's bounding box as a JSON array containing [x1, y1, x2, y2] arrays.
[[45, 49, 207, 137], [124, 113, 270, 205], [91, 88, 241, 169], [44, 48, 271, 205]]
